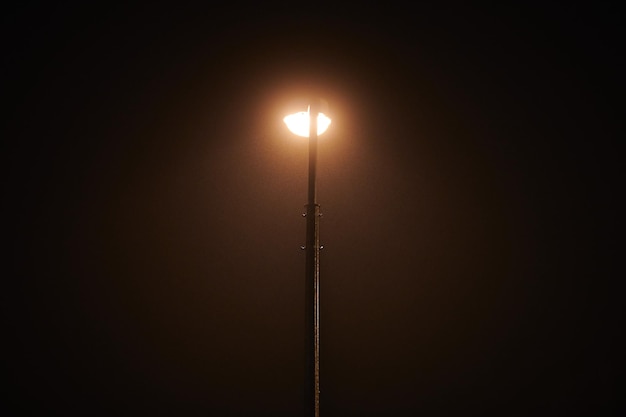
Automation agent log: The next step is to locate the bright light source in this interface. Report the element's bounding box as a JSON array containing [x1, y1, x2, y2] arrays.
[[284, 107, 331, 137]]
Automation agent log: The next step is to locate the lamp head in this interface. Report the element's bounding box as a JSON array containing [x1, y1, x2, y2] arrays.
[[283, 99, 331, 138], [284, 108, 331, 137]]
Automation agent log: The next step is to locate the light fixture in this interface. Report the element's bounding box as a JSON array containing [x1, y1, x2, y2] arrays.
[[283, 106, 331, 137]]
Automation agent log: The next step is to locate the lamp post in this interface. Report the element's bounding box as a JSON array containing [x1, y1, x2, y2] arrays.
[[284, 100, 331, 417]]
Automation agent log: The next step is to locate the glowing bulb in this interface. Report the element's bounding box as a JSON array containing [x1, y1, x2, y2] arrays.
[[284, 108, 331, 137]]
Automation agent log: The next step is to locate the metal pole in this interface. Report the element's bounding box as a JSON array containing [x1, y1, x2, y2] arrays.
[[304, 100, 321, 417]]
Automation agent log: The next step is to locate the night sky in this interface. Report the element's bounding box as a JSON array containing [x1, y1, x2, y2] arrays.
[[3, 3, 622, 416]]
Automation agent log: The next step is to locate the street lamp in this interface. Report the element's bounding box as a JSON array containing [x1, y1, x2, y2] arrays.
[[284, 100, 331, 417], [284, 107, 331, 137]]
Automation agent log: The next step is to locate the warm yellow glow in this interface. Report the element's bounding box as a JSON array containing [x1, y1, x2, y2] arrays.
[[284, 108, 331, 137]]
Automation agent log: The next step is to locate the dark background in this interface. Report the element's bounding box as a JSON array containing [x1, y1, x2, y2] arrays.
[[3, 3, 622, 416]]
